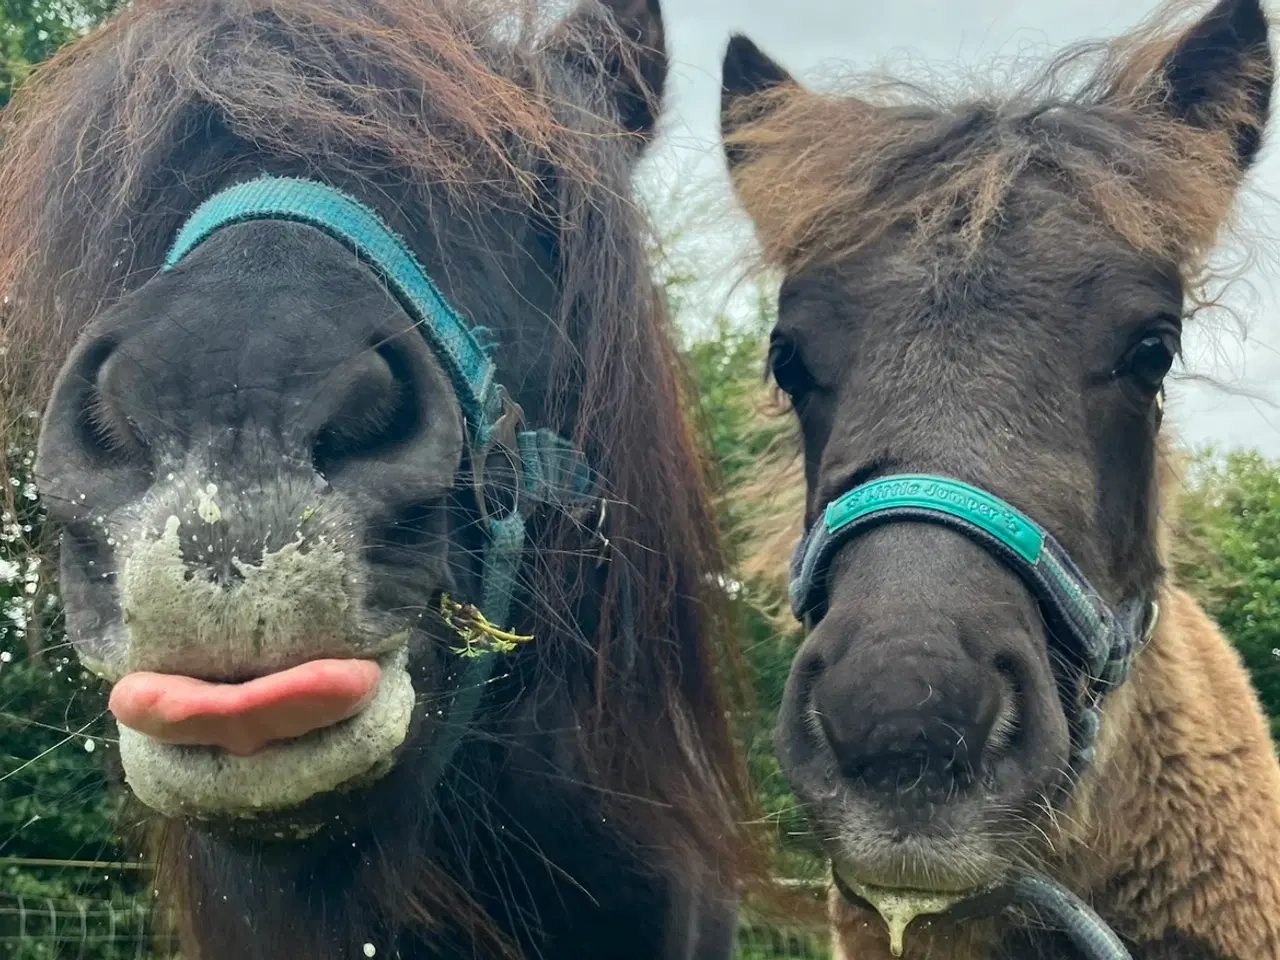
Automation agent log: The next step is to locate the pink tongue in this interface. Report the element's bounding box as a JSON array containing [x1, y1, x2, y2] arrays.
[[109, 659, 382, 757]]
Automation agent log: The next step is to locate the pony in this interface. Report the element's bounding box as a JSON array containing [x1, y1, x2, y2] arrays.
[[718, 0, 1280, 956], [0, 0, 763, 955]]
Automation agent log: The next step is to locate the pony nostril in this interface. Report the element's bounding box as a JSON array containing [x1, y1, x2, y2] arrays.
[[987, 654, 1024, 759], [311, 342, 421, 477], [797, 651, 829, 744], [74, 338, 150, 466], [775, 647, 830, 773]]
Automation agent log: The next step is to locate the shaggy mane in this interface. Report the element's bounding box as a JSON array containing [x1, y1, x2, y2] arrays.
[[724, 0, 1268, 286], [0, 0, 624, 405]]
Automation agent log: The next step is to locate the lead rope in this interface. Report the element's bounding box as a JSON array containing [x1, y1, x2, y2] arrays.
[[840, 867, 1135, 960], [1000, 872, 1133, 960]]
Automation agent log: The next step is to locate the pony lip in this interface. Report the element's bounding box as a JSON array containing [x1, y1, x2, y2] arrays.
[[108, 658, 383, 756]]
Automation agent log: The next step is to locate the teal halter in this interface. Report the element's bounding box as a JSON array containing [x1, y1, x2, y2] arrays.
[[788, 474, 1159, 774], [163, 175, 601, 790]]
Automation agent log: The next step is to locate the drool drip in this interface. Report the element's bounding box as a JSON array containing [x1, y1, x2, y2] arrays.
[[840, 876, 972, 957]]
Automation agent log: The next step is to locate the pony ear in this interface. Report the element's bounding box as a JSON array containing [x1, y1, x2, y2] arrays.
[[1154, 0, 1274, 169], [720, 34, 799, 172], [558, 0, 668, 141]]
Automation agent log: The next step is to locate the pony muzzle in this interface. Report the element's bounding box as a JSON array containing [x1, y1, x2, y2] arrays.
[[115, 646, 414, 821]]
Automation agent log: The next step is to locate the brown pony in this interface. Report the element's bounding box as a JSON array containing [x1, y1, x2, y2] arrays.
[[0, 0, 763, 956], [718, 0, 1280, 957]]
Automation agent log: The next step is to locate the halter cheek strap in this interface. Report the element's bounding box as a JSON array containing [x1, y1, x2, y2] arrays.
[[163, 175, 604, 791], [788, 474, 1159, 773]]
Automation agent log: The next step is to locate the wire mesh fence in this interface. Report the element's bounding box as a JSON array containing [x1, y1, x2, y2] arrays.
[[735, 919, 831, 960], [0, 894, 178, 960], [0, 887, 831, 960]]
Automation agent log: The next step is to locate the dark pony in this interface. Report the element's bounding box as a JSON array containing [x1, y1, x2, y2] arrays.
[[720, 0, 1280, 957], [0, 0, 764, 956]]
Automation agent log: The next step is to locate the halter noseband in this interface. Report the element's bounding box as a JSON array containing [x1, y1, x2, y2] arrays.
[[163, 175, 601, 791], [788, 473, 1159, 774]]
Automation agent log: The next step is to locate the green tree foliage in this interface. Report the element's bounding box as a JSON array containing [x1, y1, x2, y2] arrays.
[[1173, 449, 1280, 739], [682, 307, 822, 877], [0, 0, 120, 105]]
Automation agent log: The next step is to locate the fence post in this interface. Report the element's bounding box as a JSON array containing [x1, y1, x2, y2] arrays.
[[77, 898, 88, 960]]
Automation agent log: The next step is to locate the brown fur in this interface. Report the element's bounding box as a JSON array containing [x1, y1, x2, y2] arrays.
[[718, 0, 1280, 953]]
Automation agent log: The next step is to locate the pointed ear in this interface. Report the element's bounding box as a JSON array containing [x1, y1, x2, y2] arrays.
[[1156, 0, 1273, 169], [558, 0, 668, 141], [720, 34, 799, 171]]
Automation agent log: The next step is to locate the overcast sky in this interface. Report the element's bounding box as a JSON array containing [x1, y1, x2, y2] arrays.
[[634, 0, 1280, 456]]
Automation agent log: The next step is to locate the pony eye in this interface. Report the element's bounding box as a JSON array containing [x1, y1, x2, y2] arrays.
[[768, 333, 815, 401], [1119, 329, 1179, 393]]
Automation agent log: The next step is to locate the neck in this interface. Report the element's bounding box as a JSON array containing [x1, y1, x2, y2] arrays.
[[151, 746, 516, 960], [1051, 586, 1280, 958], [831, 587, 1280, 959]]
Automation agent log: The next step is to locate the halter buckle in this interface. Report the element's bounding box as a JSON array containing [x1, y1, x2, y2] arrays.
[[471, 386, 527, 527], [1141, 597, 1160, 644], [592, 496, 613, 566]]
